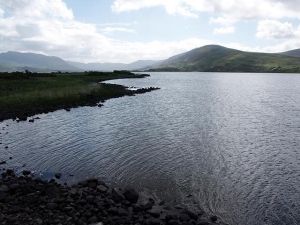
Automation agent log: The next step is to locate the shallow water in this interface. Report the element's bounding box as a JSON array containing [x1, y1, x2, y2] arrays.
[[1, 72, 300, 225]]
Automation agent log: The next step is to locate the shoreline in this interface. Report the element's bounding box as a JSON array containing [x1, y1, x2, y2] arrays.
[[0, 71, 159, 122], [0, 85, 159, 123], [0, 72, 226, 224], [0, 169, 224, 225]]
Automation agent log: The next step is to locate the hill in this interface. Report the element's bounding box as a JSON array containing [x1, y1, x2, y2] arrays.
[[68, 60, 161, 71], [147, 45, 300, 73], [280, 49, 300, 58], [0, 51, 80, 72]]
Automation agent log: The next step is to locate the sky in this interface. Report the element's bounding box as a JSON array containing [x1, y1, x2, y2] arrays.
[[0, 0, 300, 63]]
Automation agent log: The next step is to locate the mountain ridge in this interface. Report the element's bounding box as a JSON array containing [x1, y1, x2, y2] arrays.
[[0, 51, 80, 72], [1, 45, 300, 73], [146, 45, 300, 73], [68, 60, 161, 71]]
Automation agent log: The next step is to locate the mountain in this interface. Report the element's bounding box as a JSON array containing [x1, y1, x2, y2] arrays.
[[0, 51, 80, 72], [68, 60, 161, 71], [280, 49, 300, 58], [147, 45, 300, 73]]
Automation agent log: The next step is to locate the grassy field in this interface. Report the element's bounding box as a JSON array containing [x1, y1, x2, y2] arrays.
[[0, 71, 148, 113]]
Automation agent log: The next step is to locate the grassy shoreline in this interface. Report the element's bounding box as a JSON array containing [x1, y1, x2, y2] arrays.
[[0, 70, 154, 121]]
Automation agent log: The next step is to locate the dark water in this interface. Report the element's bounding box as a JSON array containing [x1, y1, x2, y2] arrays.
[[1, 72, 300, 225]]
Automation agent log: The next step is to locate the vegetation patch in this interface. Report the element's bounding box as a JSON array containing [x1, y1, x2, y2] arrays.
[[0, 70, 153, 121]]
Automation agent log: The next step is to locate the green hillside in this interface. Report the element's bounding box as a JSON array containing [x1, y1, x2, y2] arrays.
[[149, 45, 300, 73], [281, 49, 300, 58]]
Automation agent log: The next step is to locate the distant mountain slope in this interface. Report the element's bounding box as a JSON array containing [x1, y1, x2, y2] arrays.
[[280, 49, 300, 58], [68, 60, 161, 71], [0, 51, 80, 72], [148, 45, 300, 73]]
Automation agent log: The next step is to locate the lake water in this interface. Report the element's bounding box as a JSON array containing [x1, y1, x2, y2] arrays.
[[1, 72, 300, 225]]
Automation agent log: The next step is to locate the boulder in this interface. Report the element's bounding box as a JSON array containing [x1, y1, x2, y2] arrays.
[[55, 173, 62, 179], [111, 188, 124, 203], [123, 188, 139, 203], [97, 185, 107, 193]]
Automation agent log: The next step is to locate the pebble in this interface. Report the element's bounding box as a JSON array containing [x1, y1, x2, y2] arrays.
[[0, 168, 222, 225]]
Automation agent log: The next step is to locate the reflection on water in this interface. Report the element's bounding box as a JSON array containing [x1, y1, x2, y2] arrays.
[[1, 72, 300, 225]]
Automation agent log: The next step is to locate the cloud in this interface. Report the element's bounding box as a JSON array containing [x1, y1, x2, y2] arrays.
[[209, 17, 236, 26], [98, 22, 131, 27], [213, 26, 235, 34], [111, 0, 199, 18], [0, 0, 73, 20], [0, 0, 299, 64], [0, 0, 212, 63], [100, 27, 135, 34], [256, 20, 296, 39], [111, 0, 300, 21]]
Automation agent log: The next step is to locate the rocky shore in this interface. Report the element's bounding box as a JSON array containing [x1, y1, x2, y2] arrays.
[[0, 169, 224, 225], [0, 86, 160, 122]]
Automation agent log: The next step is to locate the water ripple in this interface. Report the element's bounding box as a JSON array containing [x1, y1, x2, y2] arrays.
[[1, 72, 300, 225]]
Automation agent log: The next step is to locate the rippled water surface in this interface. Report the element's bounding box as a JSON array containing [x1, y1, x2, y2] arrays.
[[1, 72, 300, 225]]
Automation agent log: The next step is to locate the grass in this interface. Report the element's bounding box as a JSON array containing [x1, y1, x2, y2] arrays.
[[0, 71, 148, 112]]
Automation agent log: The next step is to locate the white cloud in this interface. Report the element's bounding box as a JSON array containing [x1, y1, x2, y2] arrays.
[[256, 20, 297, 39], [0, 0, 212, 63], [213, 26, 235, 34], [0, 0, 299, 64], [111, 0, 300, 21], [111, 0, 199, 18], [209, 17, 236, 26], [98, 22, 131, 27], [100, 27, 135, 34], [0, 0, 73, 20]]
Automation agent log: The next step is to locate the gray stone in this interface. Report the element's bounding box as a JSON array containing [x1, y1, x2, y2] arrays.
[[168, 220, 181, 225], [142, 202, 153, 211], [47, 203, 58, 210], [210, 215, 218, 222], [55, 173, 62, 179], [146, 218, 161, 225], [96, 180, 107, 186], [118, 207, 130, 217], [184, 210, 198, 221], [180, 213, 190, 222], [96, 185, 107, 193], [123, 188, 139, 203], [0, 191, 6, 200], [83, 211, 92, 218], [9, 183, 20, 190], [0, 185, 9, 192], [88, 216, 98, 224], [111, 188, 124, 203], [86, 195, 95, 203], [36, 218, 43, 225], [46, 186, 60, 198], [88, 182, 97, 189], [147, 209, 161, 218], [108, 207, 119, 215], [70, 188, 78, 195]]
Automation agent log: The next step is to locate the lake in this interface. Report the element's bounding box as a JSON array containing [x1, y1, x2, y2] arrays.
[[1, 72, 300, 225]]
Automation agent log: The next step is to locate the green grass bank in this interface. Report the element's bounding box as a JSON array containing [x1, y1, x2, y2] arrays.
[[0, 70, 153, 121]]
